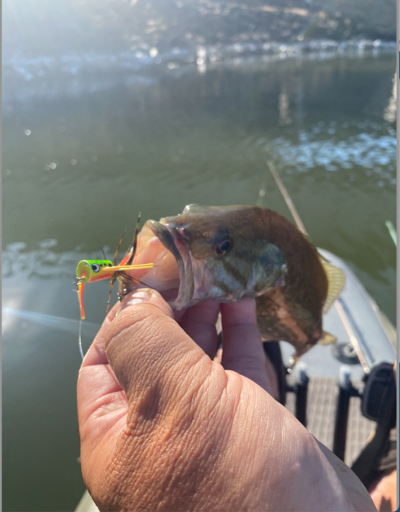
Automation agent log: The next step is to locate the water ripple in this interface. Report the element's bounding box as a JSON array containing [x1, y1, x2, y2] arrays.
[[271, 132, 396, 184]]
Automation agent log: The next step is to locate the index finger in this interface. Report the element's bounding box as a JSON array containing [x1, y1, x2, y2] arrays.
[[177, 300, 220, 358]]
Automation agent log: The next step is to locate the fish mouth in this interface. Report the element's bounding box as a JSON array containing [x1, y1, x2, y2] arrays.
[[147, 220, 195, 308], [125, 219, 195, 310]]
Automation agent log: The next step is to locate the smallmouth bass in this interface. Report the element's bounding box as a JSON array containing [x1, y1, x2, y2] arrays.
[[119, 205, 345, 359]]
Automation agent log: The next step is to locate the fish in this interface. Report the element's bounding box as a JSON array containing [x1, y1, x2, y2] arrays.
[[118, 204, 345, 359]]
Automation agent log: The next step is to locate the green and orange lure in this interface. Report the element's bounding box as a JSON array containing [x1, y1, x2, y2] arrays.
[[74, 213, 153, 320]]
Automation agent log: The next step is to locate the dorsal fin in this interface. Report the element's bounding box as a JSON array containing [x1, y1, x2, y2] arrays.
[[320, 257, 346, 314]]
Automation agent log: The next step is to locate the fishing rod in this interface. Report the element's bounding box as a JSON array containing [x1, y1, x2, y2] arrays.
[[265, 160, 369, 373]]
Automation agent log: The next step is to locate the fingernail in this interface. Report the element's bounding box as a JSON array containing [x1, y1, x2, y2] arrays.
[[117, 289, 152, 314]]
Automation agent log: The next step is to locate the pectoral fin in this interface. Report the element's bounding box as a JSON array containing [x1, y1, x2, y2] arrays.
[[320, 257, 346, 314], [319, 330, 337, 345]]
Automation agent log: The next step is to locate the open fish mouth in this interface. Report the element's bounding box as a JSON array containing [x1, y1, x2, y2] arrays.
[[146, 220, 196, 308], [124, 219, 197, 310]]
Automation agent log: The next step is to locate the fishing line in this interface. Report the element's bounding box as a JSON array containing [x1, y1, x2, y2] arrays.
[[78, 317, 84, 360]]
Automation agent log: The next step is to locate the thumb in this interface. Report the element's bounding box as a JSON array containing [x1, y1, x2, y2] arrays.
[[104, 288, 209, 404]]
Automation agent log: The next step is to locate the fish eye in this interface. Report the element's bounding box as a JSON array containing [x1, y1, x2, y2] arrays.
[[91, 263, 101, 272], [214, 236, 233, 257]]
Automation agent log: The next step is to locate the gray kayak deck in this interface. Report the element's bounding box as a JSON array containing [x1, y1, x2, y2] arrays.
[[285, 377, 375, 467]]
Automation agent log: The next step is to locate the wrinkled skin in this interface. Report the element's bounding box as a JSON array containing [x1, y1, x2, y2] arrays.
[[120, 205, 328, 358], [78, 289, 376, 512]]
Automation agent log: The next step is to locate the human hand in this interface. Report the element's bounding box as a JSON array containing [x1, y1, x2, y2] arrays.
[[369, 469, 397, 511], [77, 289, 376, 512]]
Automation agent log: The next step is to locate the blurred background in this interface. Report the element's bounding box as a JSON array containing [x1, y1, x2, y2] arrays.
[[2, 0, 396, 510]]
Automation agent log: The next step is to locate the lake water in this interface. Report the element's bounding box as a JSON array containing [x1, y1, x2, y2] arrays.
[[3, 45, 396, 510]]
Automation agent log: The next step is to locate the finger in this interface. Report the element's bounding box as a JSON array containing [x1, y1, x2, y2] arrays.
[[263, 350, 280, 400], [104, 288, 212, 407], [178, 300, 220, 358], [173, 310, 186, 323], [221, 297, 273, 393]]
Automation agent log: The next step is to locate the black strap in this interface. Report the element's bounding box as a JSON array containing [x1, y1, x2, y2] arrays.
[[351, 365, 396, 488]]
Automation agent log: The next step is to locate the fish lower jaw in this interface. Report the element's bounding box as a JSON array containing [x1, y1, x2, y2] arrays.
[[118, 232, 181, 305], [118, 267, 181, 304]]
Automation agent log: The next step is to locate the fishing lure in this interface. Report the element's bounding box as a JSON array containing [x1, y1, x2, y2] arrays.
[[74, 213, 153, 320]]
